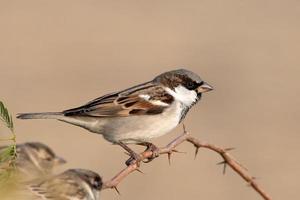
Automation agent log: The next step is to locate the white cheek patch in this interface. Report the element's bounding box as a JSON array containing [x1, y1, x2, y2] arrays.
[[81, 181, 95, 200], [165, 85, 197, 107]]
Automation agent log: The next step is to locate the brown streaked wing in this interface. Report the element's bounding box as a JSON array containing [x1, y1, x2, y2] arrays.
[[63, 82, 174, 117]]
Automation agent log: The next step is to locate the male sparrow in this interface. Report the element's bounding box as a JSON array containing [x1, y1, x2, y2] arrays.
[[0, 142, 66, 180], [17, 69, 213, 163], [4, 169, 102, 200]]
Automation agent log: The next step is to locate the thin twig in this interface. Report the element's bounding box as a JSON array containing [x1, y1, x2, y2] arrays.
[[102, 132, 272, 200]]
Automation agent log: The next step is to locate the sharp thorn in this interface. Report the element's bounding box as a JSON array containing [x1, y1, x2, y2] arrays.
[[217, 161, 226, 165], [182, 123, 187, 133], [135, 168, 144, 174], [216, 160, 227, 174], [194, 147, 199, 160], [168, 153, 171, 165], [113, 186, 121, 195], [224, 147, 235, 152], [223, 163, 227, 174], [172, 149, 186, 154]]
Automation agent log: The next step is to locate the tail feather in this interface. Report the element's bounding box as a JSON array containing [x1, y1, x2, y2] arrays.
[[17, 112, 63, 120]]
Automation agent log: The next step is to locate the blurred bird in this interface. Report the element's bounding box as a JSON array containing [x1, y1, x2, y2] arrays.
[[0, 142, 66, 180], [27, 168, 102, 200], [17, 69, 213, 163]]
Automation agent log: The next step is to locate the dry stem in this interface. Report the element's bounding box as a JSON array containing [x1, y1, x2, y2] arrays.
[[102, 131, 272, 200]]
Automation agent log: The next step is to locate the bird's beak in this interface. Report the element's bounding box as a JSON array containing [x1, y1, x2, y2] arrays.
[[197, 82, 214, 93], [54, 156, 67, 165]]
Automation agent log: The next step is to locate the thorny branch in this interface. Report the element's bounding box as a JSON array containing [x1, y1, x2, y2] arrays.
[[102, 131, 272, 200]]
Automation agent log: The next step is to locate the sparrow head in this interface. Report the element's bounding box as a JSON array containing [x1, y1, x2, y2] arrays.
[[66, 169, 103, 191], [154, 69, 213, 106], [18, 142, 66, 172]]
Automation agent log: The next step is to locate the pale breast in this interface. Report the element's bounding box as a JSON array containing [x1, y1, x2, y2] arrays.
[[101, 101, 184, 143]]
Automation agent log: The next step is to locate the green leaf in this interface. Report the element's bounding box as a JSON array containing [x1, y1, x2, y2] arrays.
[[0, 146, 15, 163], [0, 101, 14, 132], [0, 101, 17, 186]]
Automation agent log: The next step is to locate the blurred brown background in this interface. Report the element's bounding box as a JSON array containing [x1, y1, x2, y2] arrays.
[[1, 0, 299, 199]]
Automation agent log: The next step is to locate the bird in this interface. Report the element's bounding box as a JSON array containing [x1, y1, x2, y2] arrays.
[[4, 169, 102, 200], [0, 142, 66, 180], [29, 169, 102, 200], [17, 69, 213, 164]]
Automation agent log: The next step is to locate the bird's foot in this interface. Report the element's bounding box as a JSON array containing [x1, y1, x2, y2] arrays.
[[125, 152, 143, 166], [118, 142, 143, 166], [138, 142, 160, 163]]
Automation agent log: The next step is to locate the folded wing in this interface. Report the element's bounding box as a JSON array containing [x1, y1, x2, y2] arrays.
[[63, 82, 174, 117]]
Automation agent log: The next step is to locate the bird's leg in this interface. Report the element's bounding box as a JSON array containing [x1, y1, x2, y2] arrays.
[[137, 142, 160, 163], [118, 142, 142, 166]]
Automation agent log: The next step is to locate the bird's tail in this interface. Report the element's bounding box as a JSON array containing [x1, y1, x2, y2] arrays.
[[17, 112, 63, 120]]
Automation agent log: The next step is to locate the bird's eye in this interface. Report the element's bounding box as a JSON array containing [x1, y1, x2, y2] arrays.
[[186, 81, 197, 90], [92, 176, 103, 190]]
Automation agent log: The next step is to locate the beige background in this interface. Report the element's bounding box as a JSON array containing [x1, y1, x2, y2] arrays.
[[1, 0, 300, 199]]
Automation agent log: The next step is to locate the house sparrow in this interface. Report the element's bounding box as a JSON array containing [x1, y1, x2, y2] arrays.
[[17, 69, 213, 163], [4, 169, 102, 200], [0, 142, 66, 180], [27, 169, 102, 200]]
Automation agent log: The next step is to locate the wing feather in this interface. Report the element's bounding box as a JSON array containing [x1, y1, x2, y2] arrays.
[[63, 82, 174, 117]]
